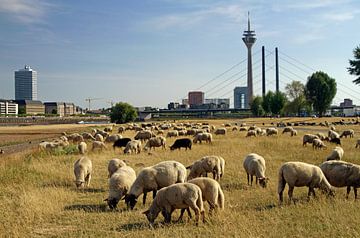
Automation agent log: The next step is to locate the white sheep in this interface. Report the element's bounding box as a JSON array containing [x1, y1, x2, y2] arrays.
[[320, 160, 360, 199], [95, 134, 104, 142], [193, 132, 213, 144], [143, 183, 205, 226], [278, 162, 334, 204], [243, 153, 268, 187], [330, 125, 336, 131], [134, 130, 154, 141], [312, 138, 327, 150], [356, 139, 360, 148], [125, 160, 187, 209], [340, 129, 354, 138], [143, 136, 166, 151], [316, 133, 327, 140], [82, 132, 95, 141], [105, 165, 136, 209], [124, 140, 142, 154], [73, 157, 92, 188], [282, 126, 293, 134], [108, 158, 128, 178], [78, 141, 87, 154], [92, 141, 107, 151], [303, 134, 319, 146], [328, 130, 340, 140], [246, 130, 257, 137], [266, 127, 278, 136], [290, 129, 297, 136], [326, 146, 344, 161], [187, 156, 222, 181], [68, 133, 84, 143], [105, 134, 122, 143], [214, 128, 226, 135], [166, 130, 179, 138]]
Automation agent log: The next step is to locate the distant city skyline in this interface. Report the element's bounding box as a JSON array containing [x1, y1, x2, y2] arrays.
[[0, 0, 360, 109]]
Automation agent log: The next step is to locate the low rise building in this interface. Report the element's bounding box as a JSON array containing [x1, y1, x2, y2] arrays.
[[0, 100, 18, 115], [15, 100, 44, 115]]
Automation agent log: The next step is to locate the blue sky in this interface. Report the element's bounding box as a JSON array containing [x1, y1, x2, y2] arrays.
[[0, 0, 359, 109]]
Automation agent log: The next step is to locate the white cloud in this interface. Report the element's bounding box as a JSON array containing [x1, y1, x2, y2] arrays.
[[322, 10, 359, 22], [0, 0, 51, 24], [272, 0, 352, 11]]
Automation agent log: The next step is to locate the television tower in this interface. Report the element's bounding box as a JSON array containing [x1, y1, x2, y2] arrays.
[[242, 12, 256, 108]]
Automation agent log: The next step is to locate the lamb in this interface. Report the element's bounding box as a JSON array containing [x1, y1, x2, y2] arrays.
[[326, 146, 344, 161], [356, 139, 360, 148], [108, 158, 128, 178], [170, 138, 192, 150], [328, 130, 340, 140], [246, 130, 257, 137], [166, 130, 179, 138], [214, 128, 226, 135], [282, 126, 293, 134], [78, 141, 87, 154], [92, 141, 107, 151], [105, 134, 122, 143], [124, 160, 187, 209], [73, 157, 92, 188], [340, 129, 354, 138], [320, 160, 360, 199], [143, 136, 166, 151], [243, 153, 268, 187], [113, 138, 131, 150], [134, 130, 154, 141], [312, 138, 327, 150], [95, 134, 104, 142], [187, 156, 222, 181], [278, 162, 334, 204], [124, 140, 142, 154], [266, 127, 278, 136], [303, 134, 319, 146], [193, 132, 213, 144], [105, 165, 136, 209], [143, 183, 205, 226]]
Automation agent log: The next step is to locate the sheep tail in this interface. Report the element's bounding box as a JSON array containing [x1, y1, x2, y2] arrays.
[[278, 167, 286, 194], [217, 186, 225, 210]]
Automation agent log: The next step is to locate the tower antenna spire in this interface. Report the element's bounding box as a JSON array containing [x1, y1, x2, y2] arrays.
[[248, 11, 250, 31]]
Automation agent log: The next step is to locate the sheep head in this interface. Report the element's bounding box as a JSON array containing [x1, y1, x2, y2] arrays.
[[124, 194, 137, 210]]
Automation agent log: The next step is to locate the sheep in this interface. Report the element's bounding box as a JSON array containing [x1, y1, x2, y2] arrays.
[[214, 128, 226, 135], [290, 129, 297, 136], [239, 126, 248, 131], [328, 130, 340, 140], [356, 139, 360, 148], [232, 126, 238, 131], [218, 156, 225, 178], [170, 138, 192, 150], [243, 153, 268, 188], [326, 146, 344, 161], [104, 126, 113, 132], [303, 134, 319, 146], [68, 133, 84, 143], [113, 138, 131, 150], [266, 127, 278, 136], [105, 134, 122, 143], [73, 157, 92, 188], [329, 137, 341, 145], [95, 134, 104, 142], [38, 141, 63, 152], [82, 132, 95, 141], [186, 177, 225, 214], [118, 126, 125, 134], [108, 158, 128, 178], [124, 140, 142, 154], [92, 141, 107, 151], [105, 165, 136, 209], [312, 138, 327, 150], [95, 130, 109, 138], [0, 149, 4, 154], [166, 130, 179, 138], [143, 136, 166, 151], [278, 162, 334, 204], [78, 141, 87, 155], [187, 156, 222, 181], [124, 160, 187, 209], [340, 129, 354, 138], [193, 132, 213, 144], [134, 130, 154, 141], [282, 126, 293, 134], [143, 183, 205, 226], [246, 130, 257, 137], [330, 125, 336, 131], [320, 160, 360, 199], [316, 133, 327, 140]]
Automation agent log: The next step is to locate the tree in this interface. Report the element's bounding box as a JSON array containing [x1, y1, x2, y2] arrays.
[[348, 45, 360, 85], [250, 96, 265, 117], [285, 81, 307, 115], [270, 91, 287, 115], [305, 71, 337, 117], [110, 102, 138, 124], [262, 91, 274, 114]]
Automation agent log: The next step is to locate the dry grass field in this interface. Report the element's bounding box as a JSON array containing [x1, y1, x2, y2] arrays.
[[0, 118, 360, 237]]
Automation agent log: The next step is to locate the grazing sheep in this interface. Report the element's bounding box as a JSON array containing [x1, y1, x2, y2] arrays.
[[278, 162, 334, 204], [0, 149, 4, 154], [113, 138, 131, 150], [166, 130, 179, 138], [282, 126, 293, 134], [330, 125, 336, 131], [143, 183, 205, 226], [104, 126, 113, 132], [316, 133, 327, 140], [328, 130, 340, 140], [118, 126, 125, 134], [105, 134, 122, 143], [125, 160, 187, 209], [95, 134, 104, 142], [96, 130, 109, 138], [329, 137, 341, 145], [143, 136, 166, 151], [266, 127, 278, 136], [246, 130, 257, 137], [312, 138, 327, 150], [78, 141, 87, 155], [82, 132, 95, 141], [108, 158, 128, 178], [105, 165, 136, 209], [320, 160, 360, 199], [134, 130, 154, 141], [356, 139, 360, 148], [92, 141, 107, 151], [340, 129, 354, 138], [243, 153, 268, 188], [187, 156, 222, 181], [193, 132, 213, 144], [290, 129, 297, 136], [232, 126, 238, 131], [68, 133, 84, 143], [73, 157, 92, 188], [326, 146, 344, 161], [124, 140, 142, 154], [218, 156, 225, 178], [214, 128, 227, 135], [38, 141, 64, 152], [239, 126, 248, 131], [303, 134, 319, 146], [170, 138, 192, 150]]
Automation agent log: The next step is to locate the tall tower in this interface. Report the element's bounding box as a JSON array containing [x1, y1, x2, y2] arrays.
[[15, 65, 38, 100], [242, 12, 256, 108]]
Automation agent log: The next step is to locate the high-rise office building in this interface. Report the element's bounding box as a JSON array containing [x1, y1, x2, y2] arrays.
[[15, 65, 37, 100], [234, 87, 248, 109]]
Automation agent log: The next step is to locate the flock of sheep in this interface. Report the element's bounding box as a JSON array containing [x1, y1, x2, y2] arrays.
[[37, 119, 360, 227]]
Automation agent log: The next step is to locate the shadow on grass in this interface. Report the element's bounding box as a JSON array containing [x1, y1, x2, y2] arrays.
[[222, 182, 247, 191], [255, 203, 277, 211], [70, 187, 106, 193], [117, 222, 150, 231], [42, 180, 73, 188], [64, 204, 129, 213]]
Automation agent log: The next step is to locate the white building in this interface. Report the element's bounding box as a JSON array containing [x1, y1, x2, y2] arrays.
[[0, 100, 18, 115], [15, 65, 38, 100]]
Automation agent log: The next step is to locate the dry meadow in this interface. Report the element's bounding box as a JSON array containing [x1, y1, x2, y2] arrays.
[[0, 118, 360, 237]]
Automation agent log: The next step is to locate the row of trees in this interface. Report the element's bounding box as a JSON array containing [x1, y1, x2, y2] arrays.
[[250, 71, 337, 117]]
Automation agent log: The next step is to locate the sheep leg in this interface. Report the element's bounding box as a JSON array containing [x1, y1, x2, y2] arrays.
[[346, 186, 351, 199], [188, 203, 200, 226], [288, 186, 294, 204], [247, 173, 250, 185], [85, 174, 91, 187], [152, 190, 157, 199], [143, 192, 147, 205], [354, 187, 357, 199], [256, 177, 258, 185], [250, 175, 253, 186]]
